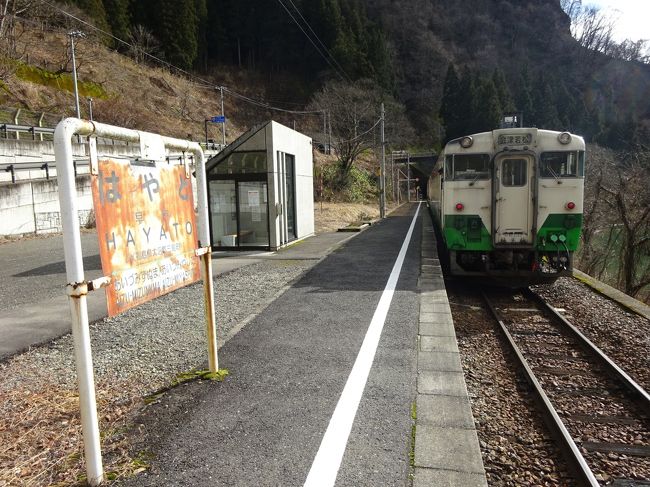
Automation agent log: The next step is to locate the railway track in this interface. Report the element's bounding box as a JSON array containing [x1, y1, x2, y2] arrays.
[[483, 288, 650, 486]]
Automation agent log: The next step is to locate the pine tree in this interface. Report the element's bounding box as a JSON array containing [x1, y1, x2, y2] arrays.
[[133, 0, 198, 70], [102, 0, 130, 41], [439, 64, 462, 141], [492, 68, 515, 114], [68, 0, 109, 31], [473, 75, 502, 133], [516, 66, 534, 127], [458, 69, 478, 135]]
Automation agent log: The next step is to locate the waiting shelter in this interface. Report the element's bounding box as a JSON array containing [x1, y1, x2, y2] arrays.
[[205, 121, 314, 250]]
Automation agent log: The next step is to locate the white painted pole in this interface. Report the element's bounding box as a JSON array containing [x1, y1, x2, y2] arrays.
[[55, 119, 215, 484], [55, 117, 103, 486]]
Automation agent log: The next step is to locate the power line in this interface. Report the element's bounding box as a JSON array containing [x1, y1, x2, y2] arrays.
[[274, 0, 350, 82], [34, 2, 328, 123], [337, 117, 382, 144], [223, 87, 324, 115], [283, 0, 351, 82], [37, 0, 215, 89]]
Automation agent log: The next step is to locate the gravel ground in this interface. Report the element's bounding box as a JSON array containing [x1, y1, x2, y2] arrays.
[[0, 259, 315, 485], [447, 284, 576, 486], [448, 277, 650, 486], [532, 277, 650, 391]]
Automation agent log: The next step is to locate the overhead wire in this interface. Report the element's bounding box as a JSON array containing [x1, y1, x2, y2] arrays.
[[283, 0, 351, 82], [36, 0, 331, 118], [274, 0, 350, 82]]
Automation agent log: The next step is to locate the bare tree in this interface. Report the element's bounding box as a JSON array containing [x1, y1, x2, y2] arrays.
[[308, 79, 414, 189], [598, 151, 650, 300], [127, 24, 161, 64], [561, 0, 649, 65]]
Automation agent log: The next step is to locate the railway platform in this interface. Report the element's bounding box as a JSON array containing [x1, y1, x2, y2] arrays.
[[1, 202, 488, 486]]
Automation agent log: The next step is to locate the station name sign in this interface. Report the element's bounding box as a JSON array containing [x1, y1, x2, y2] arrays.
[[91, 158, 200, 316]]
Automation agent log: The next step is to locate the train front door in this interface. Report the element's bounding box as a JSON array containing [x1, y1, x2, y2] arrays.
[[494, 155, 534, 245]]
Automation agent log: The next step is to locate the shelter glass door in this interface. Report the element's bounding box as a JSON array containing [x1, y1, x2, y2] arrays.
[[209, 180, 238, 247], [237, 181, 269, 247]]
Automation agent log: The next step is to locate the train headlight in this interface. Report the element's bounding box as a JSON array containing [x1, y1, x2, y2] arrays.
[[455, 203, 464, 211], [558, 132, 572, 144], [460, 136, 473, 148], [566, 201, 576, 210]]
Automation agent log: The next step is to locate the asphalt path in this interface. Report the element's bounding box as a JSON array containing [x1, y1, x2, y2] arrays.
[[121, 203, 422, 487]]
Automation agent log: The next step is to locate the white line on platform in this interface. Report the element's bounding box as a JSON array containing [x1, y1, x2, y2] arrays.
[[303, 203, 422, 487]]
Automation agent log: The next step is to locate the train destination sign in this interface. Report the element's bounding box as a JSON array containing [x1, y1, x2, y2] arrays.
[[497, 133, 532, 145], [91, 158, 200, 316]]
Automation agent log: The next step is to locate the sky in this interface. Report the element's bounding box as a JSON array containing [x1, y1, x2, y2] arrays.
[[586, 0, 650, 42]]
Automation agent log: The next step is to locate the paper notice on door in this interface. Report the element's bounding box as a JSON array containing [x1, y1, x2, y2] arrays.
[[252, 209, 261, 222], [248, 190, 260, 207]]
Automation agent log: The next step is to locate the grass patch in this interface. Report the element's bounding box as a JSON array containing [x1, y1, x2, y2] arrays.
[[144, 368, 230, 406], [15, 62, 108, 99]]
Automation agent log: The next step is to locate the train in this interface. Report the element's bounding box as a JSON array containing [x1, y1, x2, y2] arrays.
[[428, 127, 585, 286]]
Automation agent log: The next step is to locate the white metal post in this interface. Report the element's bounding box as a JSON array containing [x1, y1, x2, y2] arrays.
[[55, 119, 215, 485], [55, 118, 102, 486], [69, 32, 82, 120]]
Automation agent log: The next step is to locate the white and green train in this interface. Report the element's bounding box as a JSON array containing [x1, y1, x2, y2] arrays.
[[428, 127, 585, 286]]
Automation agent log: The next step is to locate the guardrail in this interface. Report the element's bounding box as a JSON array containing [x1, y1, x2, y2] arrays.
[[1, 123, 56, 141], [0, 154, 200, 184]]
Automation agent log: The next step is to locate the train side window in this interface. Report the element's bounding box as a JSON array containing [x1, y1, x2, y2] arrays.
[[501, 159, 527, 186], [540, 151, 582, 178], [447, 154, 490, 180]]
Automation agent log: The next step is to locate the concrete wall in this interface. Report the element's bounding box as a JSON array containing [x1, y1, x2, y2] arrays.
[[0, 175, 94, 236], [0, 139, 209, 237]]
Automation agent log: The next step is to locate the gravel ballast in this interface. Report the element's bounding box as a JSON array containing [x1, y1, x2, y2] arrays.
[[0, 258, 316, 485]]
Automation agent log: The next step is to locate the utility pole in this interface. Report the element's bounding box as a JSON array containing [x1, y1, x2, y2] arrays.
[[407, 152, 411, 202], [380, 103, 386, 218], [219, 86, 226, 146], [69, 31, 84, 120], [327, 111, 332, 155], [322, 110, 327, 152]]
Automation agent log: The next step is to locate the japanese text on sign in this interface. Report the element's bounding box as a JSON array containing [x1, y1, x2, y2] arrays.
[[91, 158, 200, 316]]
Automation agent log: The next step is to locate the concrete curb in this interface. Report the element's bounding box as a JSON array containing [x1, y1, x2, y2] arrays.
[[573, 269, 650, 320], [413, 209, 488, 487]]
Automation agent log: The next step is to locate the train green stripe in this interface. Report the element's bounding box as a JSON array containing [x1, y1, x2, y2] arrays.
[[442, 213, 583, 251]]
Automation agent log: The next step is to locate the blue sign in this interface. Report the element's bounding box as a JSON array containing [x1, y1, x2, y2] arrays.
[[210, 116, 226, 123]]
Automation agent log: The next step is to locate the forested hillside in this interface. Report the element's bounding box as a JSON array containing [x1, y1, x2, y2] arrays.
[[32, 0, 647, 150]]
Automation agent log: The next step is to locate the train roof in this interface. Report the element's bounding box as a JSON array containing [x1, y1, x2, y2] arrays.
[[444, 128, 586, 155]]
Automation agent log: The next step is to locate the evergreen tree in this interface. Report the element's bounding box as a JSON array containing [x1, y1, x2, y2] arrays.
[[194, 0, 208, 71], [102, 0, 130, 41], [132, 0, 198, 70], [439, 64, 463, 141], [473, 75, 502, 133], [516, 66, 534, 127], [458, 69, 478, 135], [492, 68, 514, 114], [532, 75, 561, 129], [67, 0, 109, 31]]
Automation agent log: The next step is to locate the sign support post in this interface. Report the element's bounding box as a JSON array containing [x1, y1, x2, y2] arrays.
[[55, 118, 215, 485]]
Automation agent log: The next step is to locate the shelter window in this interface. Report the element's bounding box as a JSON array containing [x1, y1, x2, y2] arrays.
[[540, 151, 584, 178], [445, 154, 490, 181], [211, 151, 267, 175]]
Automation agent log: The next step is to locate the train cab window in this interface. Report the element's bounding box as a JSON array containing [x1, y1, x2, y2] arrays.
[[540, 151, 585, 178], [501, 158, 527, 186], [445, 154, 490, 181]]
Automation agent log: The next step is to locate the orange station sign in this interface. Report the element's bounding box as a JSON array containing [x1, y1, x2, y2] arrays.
[[91, 158, 200, 316]]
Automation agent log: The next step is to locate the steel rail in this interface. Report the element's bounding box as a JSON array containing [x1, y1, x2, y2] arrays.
[[525, 288, 650, 410], [482, 292, 600, 487]]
